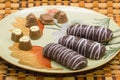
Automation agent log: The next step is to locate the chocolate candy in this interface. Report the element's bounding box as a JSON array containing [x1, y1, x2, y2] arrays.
[[26, 13, 37, 27], [43, 43, 87, 70], [67, 24, 113, 43], [19, 36, 32, 51], [11, 28, 23, 42], [40, 13, 54, 25], [58, 35, 106, 60], [29, 26, 41, 40]]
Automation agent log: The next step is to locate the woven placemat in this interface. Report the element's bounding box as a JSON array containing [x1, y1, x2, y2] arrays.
[[0, 0, 120, 80]]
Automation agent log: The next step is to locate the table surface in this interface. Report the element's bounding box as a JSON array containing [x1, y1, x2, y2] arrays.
[[0, 0, 120, 80]]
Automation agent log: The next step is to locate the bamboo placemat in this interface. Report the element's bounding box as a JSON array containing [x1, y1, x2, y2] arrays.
[[0, 0, 120, 80]]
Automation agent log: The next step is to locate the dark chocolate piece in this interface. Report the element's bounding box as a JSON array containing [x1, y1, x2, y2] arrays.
[[57, 11, 68, 23], [40, 13, 54, 25], [26, 13, 37, 28], [67, 24, 113, 43], [43, 43, 87, 70], [54, 10, 61, 19], [58, 35, 106, 60]]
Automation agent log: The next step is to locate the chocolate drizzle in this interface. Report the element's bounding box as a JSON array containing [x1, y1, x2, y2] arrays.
[[43, 43, 87, 70], [58, 35, 106, 60]]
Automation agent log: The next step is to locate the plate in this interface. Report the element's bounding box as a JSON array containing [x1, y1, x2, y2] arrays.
[[0, 6, 120, 74]]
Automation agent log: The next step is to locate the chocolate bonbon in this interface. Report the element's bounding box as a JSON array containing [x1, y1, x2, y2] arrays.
[[11, 28, 23, 42], [29, 26, 41, 40], [18, 36, 32, 51]]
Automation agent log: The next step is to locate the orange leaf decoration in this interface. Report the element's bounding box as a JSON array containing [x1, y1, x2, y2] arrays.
[[10, 43, 51, 69], [30, 46, 52, 68], [37, 19, 44, 34]]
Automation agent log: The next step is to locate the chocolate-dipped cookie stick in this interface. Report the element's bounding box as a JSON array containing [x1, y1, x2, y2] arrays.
[[43, 43, 87, 70], [67, 24, 113, 43], [59, 35, 106, 60]]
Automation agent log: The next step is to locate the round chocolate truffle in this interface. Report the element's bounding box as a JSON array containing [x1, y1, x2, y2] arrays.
[[11, 28, 23, 42], [18, 36, 32, 51], [29, 26, 41, 40]]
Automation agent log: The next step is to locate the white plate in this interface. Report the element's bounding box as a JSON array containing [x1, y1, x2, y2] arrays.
[[0, 6, 120, 74]]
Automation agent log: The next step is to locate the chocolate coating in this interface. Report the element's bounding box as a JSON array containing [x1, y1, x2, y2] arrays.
[[11, 32, 23, 42], [43, 43, 87, 70], [29, 26, 41, 40], [67, 24, 113, 43], [19, 41, 32, 51], [11, 28, 23, 42], [54, 10, 61, 19], [58, 35, 106, 60], [56, 11, 68, 24], [29, 30, 41, 40], [40, 13, 54, 25], [25, 13, 37, 27], [18, 36, 32, 51]]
